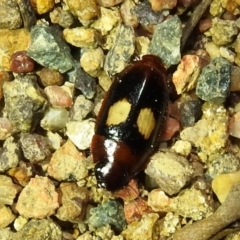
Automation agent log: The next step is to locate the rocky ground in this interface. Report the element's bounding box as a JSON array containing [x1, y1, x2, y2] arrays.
[[1, 0, 240, 239]]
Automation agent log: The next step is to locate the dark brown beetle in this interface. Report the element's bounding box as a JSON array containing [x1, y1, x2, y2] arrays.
[[91, 55, 169, 191]]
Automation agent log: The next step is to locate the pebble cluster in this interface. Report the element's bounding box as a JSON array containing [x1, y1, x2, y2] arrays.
[[1, 0, 240, 240]]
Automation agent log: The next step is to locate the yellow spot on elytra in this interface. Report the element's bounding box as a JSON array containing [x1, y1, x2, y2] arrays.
[[137, 108, 156, 139], [106, 98, 131, 125]]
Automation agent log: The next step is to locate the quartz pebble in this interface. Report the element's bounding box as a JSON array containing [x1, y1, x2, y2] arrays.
[[88, 200, 126, 232], [145, 151, 194, 195], [40, 107, 69, 131], [0, 206, 16, 229], [204, 41, 221, 60], [0, 0, 22, 29], [180, 102, 229, 161], [212, 170, 240, 203], [63, 27, 98, 48], [0, 175, 19, 206], [44, 85, 73, 108], [172, 55, 202, 94], [13, 218, 62, 240], [20, 133, 52, 163], [27, 23, 73, 73], [10, 51, 35, 73], [160, 212, 181, 237], [171, 140, 192, 156], [121, 213, 158, 239], [80, 48, 104, 77], [0, 137, 20, 172], [196, 57, 231, 104], [13, 216, 28, 231], [37, 68, 63, 87], [148, 15, 182, 67], [91, 7, 121, 36], [63, 0, 98, 22], [66, 119, 95, 150], [47, 140, 88, 181], [30, 0, 54, 14], [16, 176, 59, 219], [56, 183, 89, 222]]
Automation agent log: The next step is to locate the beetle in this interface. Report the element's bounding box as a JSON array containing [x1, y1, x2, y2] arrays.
[[91, 55, 169, 191]]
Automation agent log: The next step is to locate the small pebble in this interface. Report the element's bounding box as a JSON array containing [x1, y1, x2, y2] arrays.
[[172, 55, 202, 94], [206, 153, 240, 179], [44, 85, 73, 108], [0, 0, 22, 29], [149, 0, 177, 11], [27, 23, 73, 73], [199, 18, 212, 33], [148, 15, 182, 67], [121, 213, 158, 239], [37, 68, 63, 87], [56, 183, 89, 223], [50, 7, 75, 28], [66, 119, 95, 150], [160, 212, 181, 237], [120, 0, 139, 27], [80, 48, 104, 77], [229, 111, 240, 138], [212, 170, 240, 203], [8, 162, 33, 186], [98, 70, 112, 92], [0, 206, 16, 229], [14, 218, 62, 240], [13, 216, 28, 231], [46, 131, 63, 150], [180, 100, 203, 127], [91, 7, 121, 36], [104, 24, 135, 75], [63, 27, 98, 48], [88, 200, 126, 232], [0, 175, 19, 206], [159, 117, 180, 141], [204, 41, 221, 59], [230, 65, 240, 91], [20, 133, 52, 163], [63, 0, 98, 22], [0, 137, 20, 172], [171, 140, 192, 156], [47, 140, 88, 181], [209, 18, 239, 46], [69, 95, 94, 122], [0, 118, 13, 140], [196, 57, 231, 104], [180, 102, 229, 161], [40, 107, 69, 131], [30, 0, 54, 14], [145, 151, 194, 195], [16, 176, 59, 218], [10, 51, 35, 73]]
